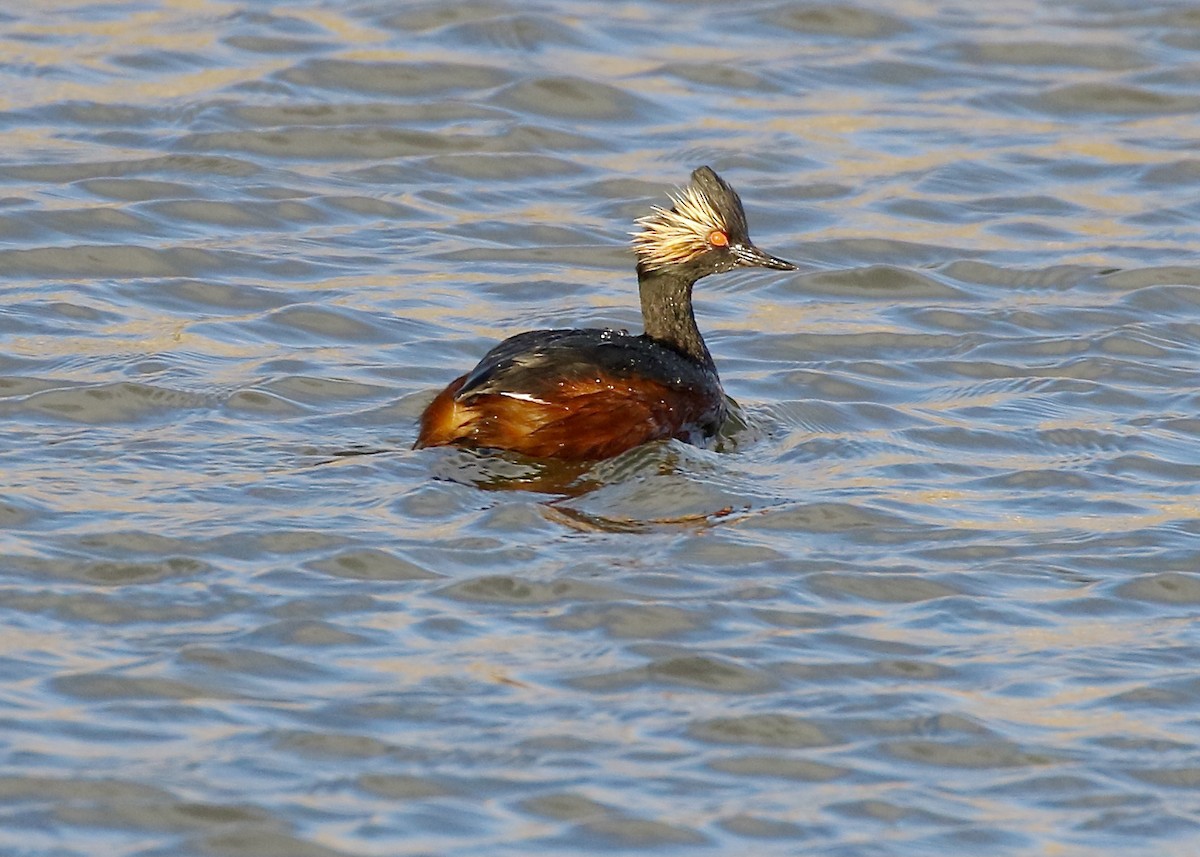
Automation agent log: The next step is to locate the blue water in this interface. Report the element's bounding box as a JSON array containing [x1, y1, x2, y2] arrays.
[[1, 2, 1198, 855]]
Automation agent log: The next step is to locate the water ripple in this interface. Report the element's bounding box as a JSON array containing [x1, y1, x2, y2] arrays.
[[1, 2, 1198, 856]]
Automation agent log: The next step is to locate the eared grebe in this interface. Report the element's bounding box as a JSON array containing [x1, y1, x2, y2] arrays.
[[415, 166, 796, 460]]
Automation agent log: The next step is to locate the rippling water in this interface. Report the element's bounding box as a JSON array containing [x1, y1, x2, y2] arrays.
[[2, 2, 1199, 855]]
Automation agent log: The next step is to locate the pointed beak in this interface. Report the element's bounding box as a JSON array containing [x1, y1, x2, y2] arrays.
[[731, 242, 798, 271]]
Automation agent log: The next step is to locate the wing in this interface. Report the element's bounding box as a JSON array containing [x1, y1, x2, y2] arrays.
[[456, 327, 722, 401], [456, 328, 643, 401]]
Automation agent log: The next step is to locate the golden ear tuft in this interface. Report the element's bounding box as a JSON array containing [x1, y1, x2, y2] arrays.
[[631, 182, 729, 271]]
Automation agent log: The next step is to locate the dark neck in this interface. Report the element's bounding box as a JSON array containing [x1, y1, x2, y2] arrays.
[[637, 263, 714, 370]]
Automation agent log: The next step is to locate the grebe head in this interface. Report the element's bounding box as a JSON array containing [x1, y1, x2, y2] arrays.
[[631, 166, 797, 278]]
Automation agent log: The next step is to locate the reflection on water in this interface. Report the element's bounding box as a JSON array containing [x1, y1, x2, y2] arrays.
[[2, 2, 1199, 855]]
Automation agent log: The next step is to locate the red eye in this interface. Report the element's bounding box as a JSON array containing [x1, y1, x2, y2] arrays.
[[708, 230, 728, 247]]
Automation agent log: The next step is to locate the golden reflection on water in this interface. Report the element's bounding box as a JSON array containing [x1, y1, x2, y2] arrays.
[[2, 3, 1199, 856]]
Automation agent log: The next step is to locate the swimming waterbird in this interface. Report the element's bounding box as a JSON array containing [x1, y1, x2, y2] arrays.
[[416, 166, 796, 460]]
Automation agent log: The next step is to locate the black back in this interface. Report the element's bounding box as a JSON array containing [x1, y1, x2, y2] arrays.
[[456, 327, 721, 402]]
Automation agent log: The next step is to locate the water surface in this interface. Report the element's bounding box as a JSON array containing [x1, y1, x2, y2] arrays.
[[1, 2, 1199, 855]]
